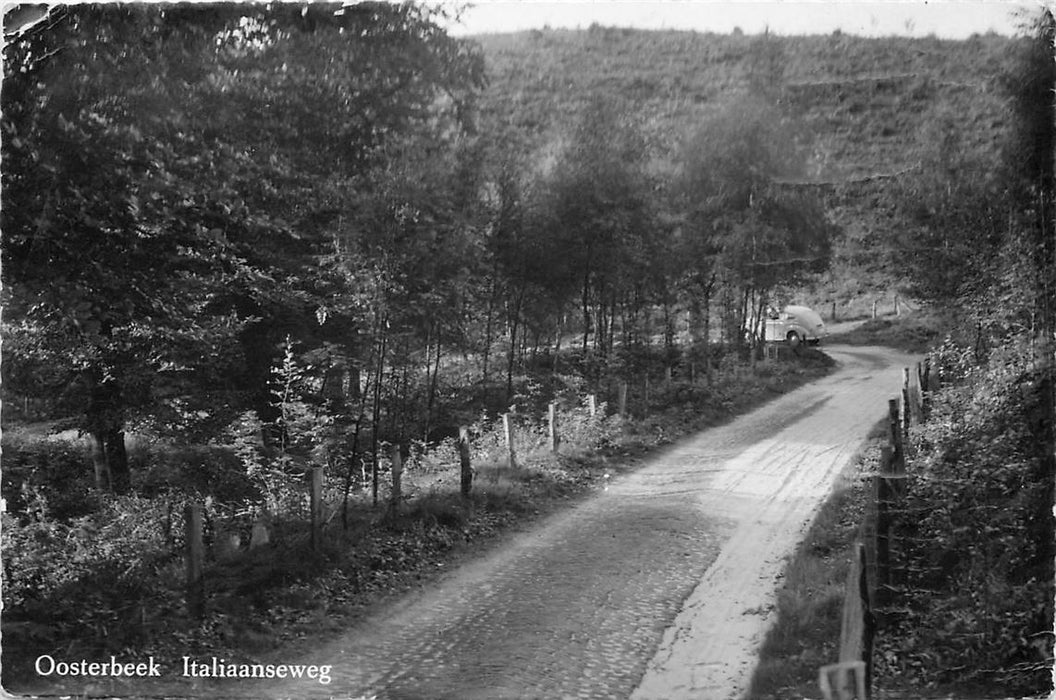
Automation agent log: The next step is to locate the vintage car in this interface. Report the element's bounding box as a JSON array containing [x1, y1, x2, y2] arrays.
[[763, 305, 827, 346]]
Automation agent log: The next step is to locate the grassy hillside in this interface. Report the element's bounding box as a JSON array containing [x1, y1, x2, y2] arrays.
[[473, 27, 1020, 307]]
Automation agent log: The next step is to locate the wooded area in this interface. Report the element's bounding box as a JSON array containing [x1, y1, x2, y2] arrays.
[[2, 4, 1054, 696], [2, 5, 836, 501]]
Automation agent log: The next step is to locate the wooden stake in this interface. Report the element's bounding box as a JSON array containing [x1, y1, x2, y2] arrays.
[[876, 446, 894, 610], [902, 367, 911, 436], [459, 426, 473, 497], [503, 413, 517, 469], [888, 398, 902, 465], [587, 394, 597, 417], [548, 401, 560, 453], [389, 446, 402, 516]]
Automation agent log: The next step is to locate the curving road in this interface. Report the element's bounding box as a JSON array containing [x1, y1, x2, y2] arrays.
[[260, 344, 918, 700]]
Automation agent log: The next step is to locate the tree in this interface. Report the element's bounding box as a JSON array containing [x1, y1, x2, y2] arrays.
[[675, 96, 832, 351], [542, 97, 656, 359], [1001, 8, 1056, 508], [890, 106, 1004, 306], [1, 3, 486, 492]]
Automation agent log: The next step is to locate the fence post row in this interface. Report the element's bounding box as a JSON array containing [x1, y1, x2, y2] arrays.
[[830, 387, 920, 697]]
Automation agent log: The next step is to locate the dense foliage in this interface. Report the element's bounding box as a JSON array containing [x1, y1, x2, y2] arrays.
[[877, 337, 1054, 694], [2, 4, 838, 499]]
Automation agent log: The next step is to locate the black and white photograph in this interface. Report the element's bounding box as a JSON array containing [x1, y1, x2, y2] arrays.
[[2, 1, 1054, 698]]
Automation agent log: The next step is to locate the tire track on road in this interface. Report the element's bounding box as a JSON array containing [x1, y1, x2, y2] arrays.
[[256, 345, 916, 700]]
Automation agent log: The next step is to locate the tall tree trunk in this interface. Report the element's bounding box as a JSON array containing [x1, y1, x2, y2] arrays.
[[702, 274, 715, 385], [91, 432, 111, 491], [506, 286, 525, 403], [105, 428, 130, 493], [87, 374, 128, 493], [341, 415, 363, 530], [581, 261, 592, 353], [371, 323, 388, 508], [662, 293, 675, 359], [426, 326, 442, 440], [608, 295, 617, 358], [482, 277, 496, 386], [552, 314, 563, 377]]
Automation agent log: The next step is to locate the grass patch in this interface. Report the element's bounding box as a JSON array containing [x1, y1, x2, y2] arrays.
[[827, 311, 948, 353], [746, 438, 878, 700]]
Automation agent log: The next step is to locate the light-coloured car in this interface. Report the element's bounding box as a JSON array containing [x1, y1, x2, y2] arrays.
[[764, 305, 827, 346]]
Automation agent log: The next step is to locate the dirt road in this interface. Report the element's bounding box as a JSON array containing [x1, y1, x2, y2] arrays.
[[263, 344, 917, 700]]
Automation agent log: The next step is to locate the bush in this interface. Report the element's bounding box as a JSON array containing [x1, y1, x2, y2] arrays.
[[2, 493, 188, 663], [135, 443, 259, 502], [880, 335, 1054, 695], [1, 436, 97, 520]]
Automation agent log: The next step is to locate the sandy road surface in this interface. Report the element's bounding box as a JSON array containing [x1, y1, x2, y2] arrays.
[[253, 344, 916, 700]]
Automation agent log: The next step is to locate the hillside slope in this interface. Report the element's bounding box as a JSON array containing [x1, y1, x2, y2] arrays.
[[473, 27, 1020, 304]]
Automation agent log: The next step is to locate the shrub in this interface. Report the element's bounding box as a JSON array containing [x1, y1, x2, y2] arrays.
[[1, 436, 97, 520], [882, 335, 1054, 694], [2, 493, 188, 662]]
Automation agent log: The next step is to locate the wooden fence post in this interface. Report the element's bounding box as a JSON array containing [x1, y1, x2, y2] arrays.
[[838, 542, 874, 686], [875, 446, 894, 613], [872, 299, 878, 319], [895, 295, 901, 316], [389, 446, 402, 516], [819, 661, 868, 700], [618, 381, 628, 417], [902, 367, 911, 435], [921, 357, 932, 418], [458, 426, 473, 498], [832, 300, 837, 321], [185, 504, 204, 619], [502, 413, 517, 469], [644, 376, 650, 405], [887, 398, 900, 450], [548, 401, 560, 453], [587, 394, 597, 418], [310, 467, 323, 550]]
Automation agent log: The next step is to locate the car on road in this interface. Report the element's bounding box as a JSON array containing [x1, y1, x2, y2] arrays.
[[764, 305, 826, 346]]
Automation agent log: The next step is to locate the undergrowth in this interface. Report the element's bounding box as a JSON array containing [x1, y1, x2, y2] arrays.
[[875, 336, 1054, 698], [827, 311, 948, 353], [1, 350, 834, 692]]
